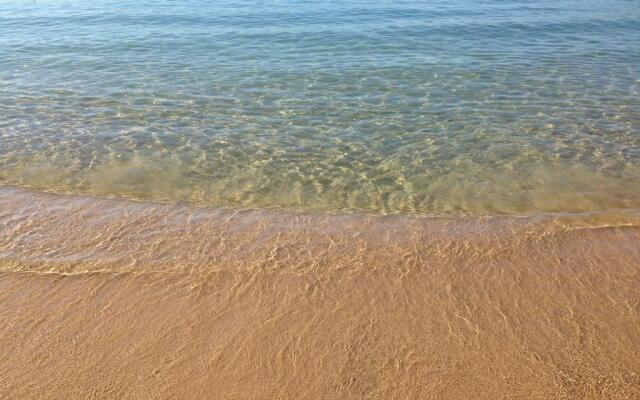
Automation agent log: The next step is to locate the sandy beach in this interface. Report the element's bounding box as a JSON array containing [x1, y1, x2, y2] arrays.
[[1, 186, 639, 399], [2, 0, 640, 398]]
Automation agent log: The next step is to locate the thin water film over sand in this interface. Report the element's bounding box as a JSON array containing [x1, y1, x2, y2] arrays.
[[1, 187, 640, 398]]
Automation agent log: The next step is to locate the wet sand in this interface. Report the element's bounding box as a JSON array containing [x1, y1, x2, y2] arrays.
[[1, 186, 639, 399]]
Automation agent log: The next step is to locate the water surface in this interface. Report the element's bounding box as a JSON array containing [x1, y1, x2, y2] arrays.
[[1, 0, 640, 214]]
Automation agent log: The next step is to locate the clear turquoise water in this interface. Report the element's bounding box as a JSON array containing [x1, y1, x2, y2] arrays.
[[1, 0, 639, 215]]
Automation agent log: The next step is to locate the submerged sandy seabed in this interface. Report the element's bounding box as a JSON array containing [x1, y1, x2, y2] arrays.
[[1, 186, 639, 399]]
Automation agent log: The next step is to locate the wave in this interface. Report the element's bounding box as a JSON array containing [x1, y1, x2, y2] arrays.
[[2, 185, 639, 276]]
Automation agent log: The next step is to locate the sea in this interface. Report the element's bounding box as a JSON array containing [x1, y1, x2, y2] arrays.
[[1, 0, 639, 215]]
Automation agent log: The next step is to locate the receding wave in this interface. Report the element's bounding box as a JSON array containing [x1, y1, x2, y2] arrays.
[[2, 185, 640, 275]]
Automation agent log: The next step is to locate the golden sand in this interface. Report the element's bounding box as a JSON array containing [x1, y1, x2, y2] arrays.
[[1, 186, 639, 399]]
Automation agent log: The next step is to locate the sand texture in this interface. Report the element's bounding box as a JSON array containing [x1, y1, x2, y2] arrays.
[[1, 187, 639, 399]]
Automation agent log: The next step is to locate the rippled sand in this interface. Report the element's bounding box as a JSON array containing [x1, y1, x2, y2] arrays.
[[1, 186, 639, 399]]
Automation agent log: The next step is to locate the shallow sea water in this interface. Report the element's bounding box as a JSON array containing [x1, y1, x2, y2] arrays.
[[1, 0, 640, 215]]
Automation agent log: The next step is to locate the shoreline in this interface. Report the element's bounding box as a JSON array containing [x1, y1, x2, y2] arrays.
[[1, 185, 640, 398], [1, 185, 640, 275]]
